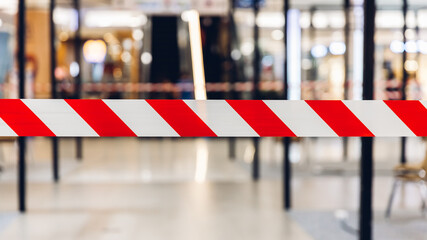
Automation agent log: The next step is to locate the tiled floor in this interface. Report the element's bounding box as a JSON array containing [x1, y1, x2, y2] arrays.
[[0, 138, 425, 239]]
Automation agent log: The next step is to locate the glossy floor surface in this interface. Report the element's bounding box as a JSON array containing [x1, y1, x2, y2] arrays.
[[0, 138, 426, 239]]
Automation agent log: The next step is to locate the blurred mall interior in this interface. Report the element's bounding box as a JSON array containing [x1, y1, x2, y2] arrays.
[[0, 0, 427, 239]]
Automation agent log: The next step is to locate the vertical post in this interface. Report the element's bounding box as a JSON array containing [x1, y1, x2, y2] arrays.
[[17, 0, 26, 213], [253, 0, 260, 100], [343, 0, 350, 100], [283, 137, 291, 210], [73, 0, 83, 160], [50, 0, 59, 182], [360, 0, 375, 239], [252, 138, 259, 180], [400, 0, 408, 164], [342, 0, 350, 160], [252, 0, 260, 181], [228, 138, 236, 160], [73, 0, 81, 99], [283, 0, 291, 210], [415, 10, 420, 83], [228, 0, 236, 160]]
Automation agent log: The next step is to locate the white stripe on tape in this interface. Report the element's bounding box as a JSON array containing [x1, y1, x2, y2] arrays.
[[264, 100, 337, 137], [23, 99, 98, 137], [185, 100, 258, 137], [104, 100, 179, 137], [343, 100, 415, 137], [0, 117, 17, 136]]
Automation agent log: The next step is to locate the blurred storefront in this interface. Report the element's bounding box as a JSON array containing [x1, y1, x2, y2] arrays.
[[0, 0, 427, 101]]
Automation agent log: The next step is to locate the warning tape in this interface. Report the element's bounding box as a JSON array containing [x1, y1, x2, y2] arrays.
[[0, 99, 423, 137]]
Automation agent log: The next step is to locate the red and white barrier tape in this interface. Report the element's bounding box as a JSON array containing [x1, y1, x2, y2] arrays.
[[0, 99, 423, 137]]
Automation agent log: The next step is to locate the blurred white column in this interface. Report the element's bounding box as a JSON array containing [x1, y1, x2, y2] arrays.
[[287, 9, 301, 100], [184, 10, 207, 100]]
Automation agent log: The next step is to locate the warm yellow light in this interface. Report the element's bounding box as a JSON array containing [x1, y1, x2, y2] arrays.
[[59, 32, 69, 42], [83, 40, 107, 63], [185, 10, 207, 100], [405, 60, 419, 72]]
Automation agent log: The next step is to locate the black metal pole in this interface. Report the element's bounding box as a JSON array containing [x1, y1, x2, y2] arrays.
[[229, 138, 236, 159], [18, 138, 26, 212], [283, 137, 291, 209], [283, 0, 291, 210], [252, 138, 260, 180], [73, 0, 83, 160], [415, 10, 420, 86], [228, 0, 236, 160], [17, 0, 26, 213], [50, 0, 59, 182], [252, 0, 260, 181], [73, 0, 81, 99], [400, 0, 408, 164], [343, 0, 350, 100], [342, 0, 350, 160], [360, 0, 375, 239]]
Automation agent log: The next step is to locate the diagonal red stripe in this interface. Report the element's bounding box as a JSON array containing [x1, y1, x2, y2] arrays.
[[146, 100, 216, 137], [226, 100, 295, 137], [384, 100, 427, 136], [306, 100, 374, 137], [65, 99, 136, 137], [0, 99, 54, 136]]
